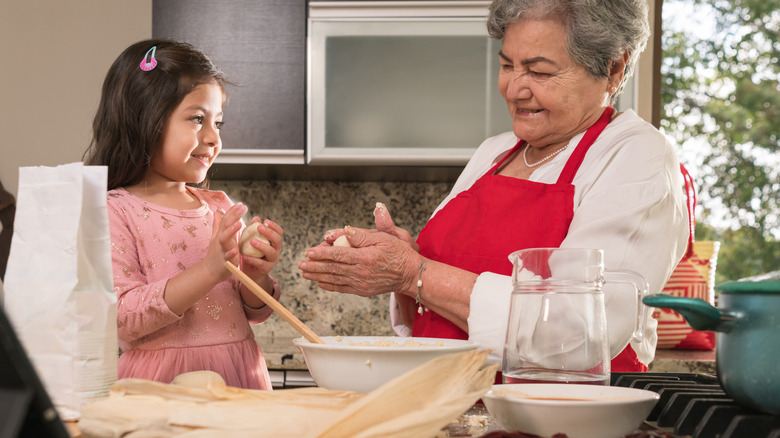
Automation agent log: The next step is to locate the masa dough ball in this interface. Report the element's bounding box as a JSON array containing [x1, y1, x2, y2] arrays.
[[171, 370, 226, 388], [333, 235, 352, 247], [240, 222, 270, 257]]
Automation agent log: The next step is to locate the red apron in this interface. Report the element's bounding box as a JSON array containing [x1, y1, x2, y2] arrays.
[[414, 107, 646, 372]]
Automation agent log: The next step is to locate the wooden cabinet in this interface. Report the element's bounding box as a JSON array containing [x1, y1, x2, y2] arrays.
[[153, 0, 306, 164]]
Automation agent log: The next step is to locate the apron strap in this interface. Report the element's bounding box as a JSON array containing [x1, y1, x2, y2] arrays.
[[680, 163, 697, 258], [487, 140, 525, 176], [557, 107, 615, 184]]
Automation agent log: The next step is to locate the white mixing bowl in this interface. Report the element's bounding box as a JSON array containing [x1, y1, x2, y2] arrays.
[[293, 336, 480, 393]]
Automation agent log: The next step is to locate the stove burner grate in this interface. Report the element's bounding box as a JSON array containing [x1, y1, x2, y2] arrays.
[[612, 372, 780, 438]]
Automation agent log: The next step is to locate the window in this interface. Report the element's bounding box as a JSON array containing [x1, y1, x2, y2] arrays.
[[660, 0, 780, 282]]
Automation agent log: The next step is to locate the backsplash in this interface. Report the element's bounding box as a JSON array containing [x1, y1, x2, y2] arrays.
[[211, 179, 453, 339]]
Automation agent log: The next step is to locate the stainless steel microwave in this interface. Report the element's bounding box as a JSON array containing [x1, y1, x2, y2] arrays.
[[307, 1, 507, 165]]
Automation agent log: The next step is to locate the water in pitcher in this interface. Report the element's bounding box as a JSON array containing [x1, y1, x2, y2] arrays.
[[503, 369, 609, 386]]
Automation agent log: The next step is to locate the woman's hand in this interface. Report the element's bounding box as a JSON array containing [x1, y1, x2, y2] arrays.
[[320, 202, 420, 251], [373, 202, 420, 252], [299, 226, 421, 298]]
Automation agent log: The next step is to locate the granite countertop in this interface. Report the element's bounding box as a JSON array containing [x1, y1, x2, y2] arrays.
[[647, 348, 717, 374], [258, 335, 717, 375]]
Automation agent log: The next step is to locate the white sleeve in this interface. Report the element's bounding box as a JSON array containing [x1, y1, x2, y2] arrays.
[[389, 293, 413, 337], [467, 272, 513, 367], [560, 127, 687, 365]]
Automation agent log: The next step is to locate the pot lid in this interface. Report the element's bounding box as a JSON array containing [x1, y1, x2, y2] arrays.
[[715, 270, 780, 294]]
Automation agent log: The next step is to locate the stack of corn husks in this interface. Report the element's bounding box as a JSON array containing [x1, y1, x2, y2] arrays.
[[79, 349, 496, 438]]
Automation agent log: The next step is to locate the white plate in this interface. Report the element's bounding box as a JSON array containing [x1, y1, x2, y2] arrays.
[[484, 383, 660, 438], [293, 336, 479, 393]]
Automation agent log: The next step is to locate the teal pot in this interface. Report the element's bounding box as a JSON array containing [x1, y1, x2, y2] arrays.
[[643, 271, 780, 415]]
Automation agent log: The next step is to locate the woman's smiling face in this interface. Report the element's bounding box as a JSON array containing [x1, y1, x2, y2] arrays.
[[498, 18, 613, 150]]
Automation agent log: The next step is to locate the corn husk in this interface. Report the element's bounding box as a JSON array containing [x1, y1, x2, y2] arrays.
[[78, 349, 495, 438], [80, 383, 362, 437], [316, 349, 496, 438]]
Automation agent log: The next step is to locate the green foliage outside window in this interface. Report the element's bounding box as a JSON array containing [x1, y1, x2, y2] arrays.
[[661, 0, 779, 283]]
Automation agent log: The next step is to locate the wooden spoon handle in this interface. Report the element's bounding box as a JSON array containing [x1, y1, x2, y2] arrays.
[[225, 262, 324, 344]]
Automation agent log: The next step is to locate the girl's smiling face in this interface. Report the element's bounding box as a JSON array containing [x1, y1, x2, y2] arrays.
[[498, 18, 613, 151], [149, 82, 224, 185]]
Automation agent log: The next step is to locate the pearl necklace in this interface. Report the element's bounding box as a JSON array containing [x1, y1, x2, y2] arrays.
[[522, 143, 568, 168]]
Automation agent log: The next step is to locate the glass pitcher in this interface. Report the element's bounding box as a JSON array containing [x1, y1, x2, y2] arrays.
[[503, 248, 648, 385]]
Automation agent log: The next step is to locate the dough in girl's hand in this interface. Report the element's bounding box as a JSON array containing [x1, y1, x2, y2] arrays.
[[240, 222, 270, 257], [333, 235, 352, 247]]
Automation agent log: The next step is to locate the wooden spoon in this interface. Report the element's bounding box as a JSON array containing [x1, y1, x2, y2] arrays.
[[225, 261, 324, 344]]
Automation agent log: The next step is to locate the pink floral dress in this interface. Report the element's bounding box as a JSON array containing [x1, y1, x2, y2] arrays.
[[107, 187, 279, 389]]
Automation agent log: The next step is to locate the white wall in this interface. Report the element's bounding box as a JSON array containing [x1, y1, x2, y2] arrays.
[[0, 0, 152, 196]]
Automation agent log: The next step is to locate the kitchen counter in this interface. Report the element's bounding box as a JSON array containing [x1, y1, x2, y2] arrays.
[[647, 348, 716, 374], [258, 336, 717, 374], [63, 343, 717, 437]]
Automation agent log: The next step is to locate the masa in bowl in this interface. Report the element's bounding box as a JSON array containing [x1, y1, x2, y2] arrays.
[[483, 383, 659, 438], [292, 336, 479, 393]]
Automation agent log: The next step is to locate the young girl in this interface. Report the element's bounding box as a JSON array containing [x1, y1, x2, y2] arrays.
[[83, 39, 283, 390]]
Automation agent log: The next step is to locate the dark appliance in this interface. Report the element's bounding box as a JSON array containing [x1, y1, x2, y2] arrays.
[[611, 372, 780, 438]]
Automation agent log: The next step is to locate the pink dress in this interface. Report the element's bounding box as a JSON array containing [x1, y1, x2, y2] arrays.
[[107, 187, 279, 389]]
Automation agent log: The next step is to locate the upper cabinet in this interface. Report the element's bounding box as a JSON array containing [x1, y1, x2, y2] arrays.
[[153, 0, 306, 165], [153, 1, 644, 168], [306, 1, 504, 166], [153, 0, 505, 167]]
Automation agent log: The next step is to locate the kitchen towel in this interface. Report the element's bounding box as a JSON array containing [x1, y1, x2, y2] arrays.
[[3, 162, 117, 420], [654, 164, 720, 350]]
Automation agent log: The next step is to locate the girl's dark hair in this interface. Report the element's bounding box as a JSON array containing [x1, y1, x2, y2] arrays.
[[83, 38, 227, 190]]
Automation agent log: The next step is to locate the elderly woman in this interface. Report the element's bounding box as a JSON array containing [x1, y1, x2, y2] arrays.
[[298, 0, 688, 372]]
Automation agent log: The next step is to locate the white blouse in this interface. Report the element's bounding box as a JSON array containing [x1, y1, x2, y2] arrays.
[[392, 109, 689, 367]]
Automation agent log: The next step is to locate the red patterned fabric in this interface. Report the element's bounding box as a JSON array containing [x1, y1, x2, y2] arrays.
[[653, 165, 718, 350]]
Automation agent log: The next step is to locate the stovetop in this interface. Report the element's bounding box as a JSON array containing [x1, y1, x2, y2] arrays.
[[611, 372, 780, 438]]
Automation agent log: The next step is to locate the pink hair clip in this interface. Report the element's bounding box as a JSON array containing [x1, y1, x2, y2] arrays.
[[139, 46, 157, 71]]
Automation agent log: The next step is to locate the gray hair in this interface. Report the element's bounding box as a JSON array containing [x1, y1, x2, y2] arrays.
[[487, 0, 650, 103]]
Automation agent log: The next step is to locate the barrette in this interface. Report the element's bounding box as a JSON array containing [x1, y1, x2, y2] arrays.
[[140, 46, 157, 72]]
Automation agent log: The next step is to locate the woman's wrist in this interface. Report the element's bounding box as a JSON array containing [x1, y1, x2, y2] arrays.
[[402, 254, 426, 299], [415, 258, 428, 315]]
